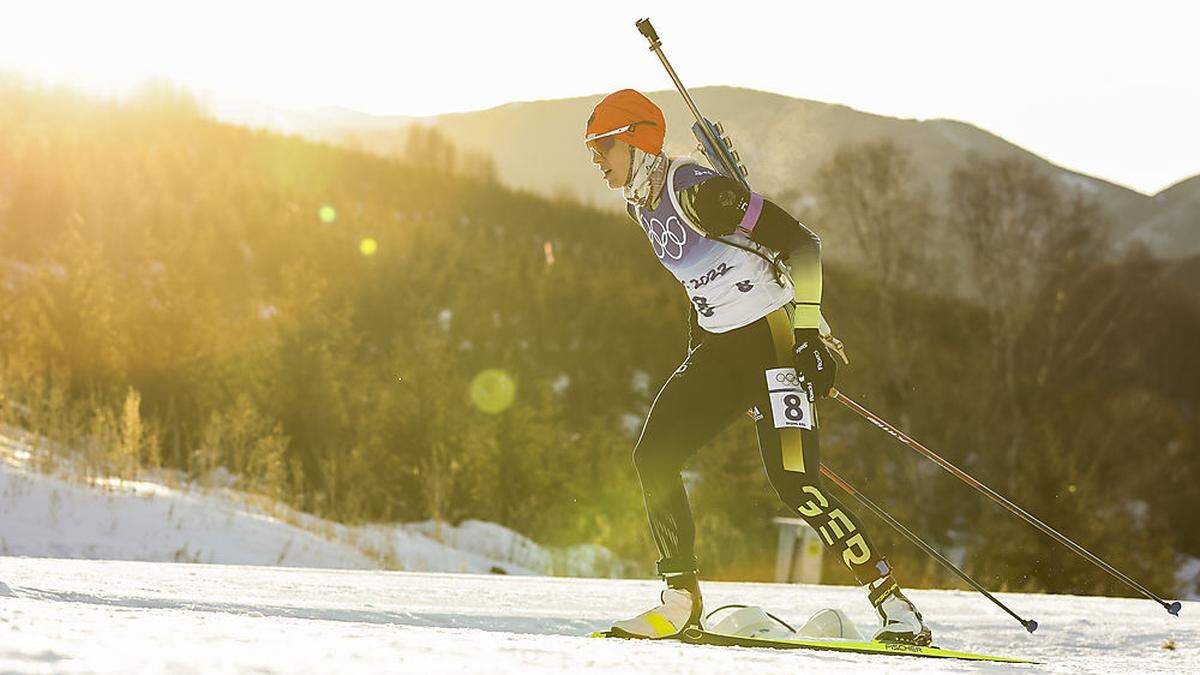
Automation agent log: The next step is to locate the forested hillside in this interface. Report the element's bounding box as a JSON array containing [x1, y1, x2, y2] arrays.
[[1, 80, 1196, 597]]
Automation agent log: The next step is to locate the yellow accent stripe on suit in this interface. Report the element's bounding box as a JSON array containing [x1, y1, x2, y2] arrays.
[[765, 306, 807, 473]]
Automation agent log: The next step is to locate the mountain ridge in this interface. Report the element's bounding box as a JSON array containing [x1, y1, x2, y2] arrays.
[[213, 86, 1197, 260]]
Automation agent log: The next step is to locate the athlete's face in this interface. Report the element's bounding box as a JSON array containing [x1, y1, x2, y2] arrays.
[[591, 138, 633, 189]]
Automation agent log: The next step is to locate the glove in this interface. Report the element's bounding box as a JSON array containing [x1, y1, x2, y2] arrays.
[[793, 328, 838, 400]]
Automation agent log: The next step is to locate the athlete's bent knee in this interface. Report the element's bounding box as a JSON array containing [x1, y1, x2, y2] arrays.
[[765, 472, 823, 513]]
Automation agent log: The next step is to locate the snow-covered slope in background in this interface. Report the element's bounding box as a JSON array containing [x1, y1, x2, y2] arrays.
[[0, 430, 623, 577], [0, 558, 1195, 674]]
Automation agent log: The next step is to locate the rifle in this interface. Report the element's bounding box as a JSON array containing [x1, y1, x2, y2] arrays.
[[635, 18, 750, 190]]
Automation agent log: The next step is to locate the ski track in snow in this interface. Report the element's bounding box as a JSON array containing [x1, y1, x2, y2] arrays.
[[0, 557, 1195, 674]]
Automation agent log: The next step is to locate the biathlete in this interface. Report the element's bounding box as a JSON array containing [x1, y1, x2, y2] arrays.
[[585, 89, 931, 645]]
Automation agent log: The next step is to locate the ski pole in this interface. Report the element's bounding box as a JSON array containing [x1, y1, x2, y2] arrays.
[[819, 463, 1038, 633], [830, 388, 1182, 616]]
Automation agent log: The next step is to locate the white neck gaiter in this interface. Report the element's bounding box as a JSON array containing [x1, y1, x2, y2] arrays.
[[623, 149, 669, 210]]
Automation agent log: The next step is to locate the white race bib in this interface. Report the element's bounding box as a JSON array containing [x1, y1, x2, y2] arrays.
[[765, 367, 813, 430]]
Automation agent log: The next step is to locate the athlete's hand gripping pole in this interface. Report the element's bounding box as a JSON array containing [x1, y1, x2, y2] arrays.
[[793, 329, 840, 401], [830, 388, 1182, 617]]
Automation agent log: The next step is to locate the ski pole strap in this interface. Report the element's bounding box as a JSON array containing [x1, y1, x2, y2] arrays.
[[735, 192, 764, 237]]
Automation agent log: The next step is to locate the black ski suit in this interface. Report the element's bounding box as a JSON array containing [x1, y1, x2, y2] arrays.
[[628, 164, 890, 585]]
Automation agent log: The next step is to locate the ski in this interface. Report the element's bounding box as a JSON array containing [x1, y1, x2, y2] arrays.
[[589, 627, 1036, 664]]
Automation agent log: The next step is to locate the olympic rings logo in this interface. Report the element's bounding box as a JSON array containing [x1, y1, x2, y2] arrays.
[[642, 215, 688, 260], [775, 371, 802, 387]]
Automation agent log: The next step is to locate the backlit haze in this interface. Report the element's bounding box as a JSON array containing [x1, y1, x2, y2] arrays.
[[4, 0, 1197, 194]]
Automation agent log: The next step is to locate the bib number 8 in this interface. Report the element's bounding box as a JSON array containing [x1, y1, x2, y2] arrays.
[[765, 367, 813, 430], [783, 393, 805, 422]]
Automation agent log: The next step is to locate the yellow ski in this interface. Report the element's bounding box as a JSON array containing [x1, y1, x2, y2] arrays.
[[590, 627, 1036, 664]]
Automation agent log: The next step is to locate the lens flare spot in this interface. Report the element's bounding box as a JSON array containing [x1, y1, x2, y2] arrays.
[[359, 237, 378, 256], [470, 369, 516, 414], [318, 205, 337, 223]]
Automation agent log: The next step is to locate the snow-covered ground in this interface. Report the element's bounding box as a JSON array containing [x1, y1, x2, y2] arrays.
[[0, 430, 623, 577], [0, 557, 1195, 674], [2, 430, 1195, 672]]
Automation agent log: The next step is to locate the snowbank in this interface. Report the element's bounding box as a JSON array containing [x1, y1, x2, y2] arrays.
[[0, 430, 624, 577]]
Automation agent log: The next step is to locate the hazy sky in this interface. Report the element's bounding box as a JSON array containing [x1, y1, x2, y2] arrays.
[[5, 0, 1198, 195]]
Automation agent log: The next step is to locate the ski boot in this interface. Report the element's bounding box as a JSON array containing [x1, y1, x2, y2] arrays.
[[610, 572, 703, 639], [867, 574, 932, 645]]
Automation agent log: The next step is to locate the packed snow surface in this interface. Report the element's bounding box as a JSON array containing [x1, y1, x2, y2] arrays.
[[1, 432, 1194, 672], [0, 557, 1194, 674]]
